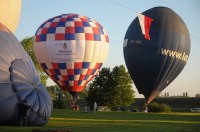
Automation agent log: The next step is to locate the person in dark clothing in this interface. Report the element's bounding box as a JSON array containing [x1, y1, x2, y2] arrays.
[[18, 100, 31, 126]]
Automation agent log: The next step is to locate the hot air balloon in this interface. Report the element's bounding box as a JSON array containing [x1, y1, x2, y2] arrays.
[[0, 0, 22, 33], [0, 23, 52, 126], [123, 7, 190, 105], [34, 14, 109, 100]]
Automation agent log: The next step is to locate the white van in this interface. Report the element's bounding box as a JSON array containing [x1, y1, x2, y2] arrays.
[[190, 108, 200, 112]]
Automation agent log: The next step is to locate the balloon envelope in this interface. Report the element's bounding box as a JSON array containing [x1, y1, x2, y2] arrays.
[[123, 7, 190, 103], [0, 23, 52, 126], [34, 14, 109, 99], [0, 0, 22, 33]]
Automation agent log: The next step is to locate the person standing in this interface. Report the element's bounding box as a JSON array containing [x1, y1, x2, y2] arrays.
[[93, 102, 97, 113], [18, 100, 31, 126]]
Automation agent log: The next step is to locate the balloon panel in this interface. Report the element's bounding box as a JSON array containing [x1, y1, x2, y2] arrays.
[[124, 7, 190, 103], [34, 14, 109, 98], [0, 0, 22, 33], [0, 23, 52, 126]]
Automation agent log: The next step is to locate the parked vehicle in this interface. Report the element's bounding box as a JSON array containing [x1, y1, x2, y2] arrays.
[[190, 108, 200, 112]]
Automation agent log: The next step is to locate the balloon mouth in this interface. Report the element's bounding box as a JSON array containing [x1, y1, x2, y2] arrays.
[[143, 90, 161, 103], [60, 85, 85, 92], [69, 91, 80, 100], [60, 85, 86, 100]]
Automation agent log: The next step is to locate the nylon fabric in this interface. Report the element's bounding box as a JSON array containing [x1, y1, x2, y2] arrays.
[[124, 7, 190, 103], [0, 23, 52, 126], [34, 14, 109, 99]]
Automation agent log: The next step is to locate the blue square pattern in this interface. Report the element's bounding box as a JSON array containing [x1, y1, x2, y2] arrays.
[[75, 27, 84, 33], [54, 69, 61, 75], [58, 63, 67, 69], [57, 22, 66, 27], [68, 75, 74, 81], [39, 34, 47, 41], [74, 69, 81, 75], [48, 27, 56, 34], [82, 62, 90, 68], [65, 34, 75, 40], [66, 17, 74, 21], [78, 80, 83, 85], [84, 75, 89, 80], [91, 69, 97, 75], [82, 22, 91, 27], [94, 34, 101, 41]]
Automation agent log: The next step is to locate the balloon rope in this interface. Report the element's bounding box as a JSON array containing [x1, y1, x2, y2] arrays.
[[109, 0, 137, 13], [109, 0, 200, 41]]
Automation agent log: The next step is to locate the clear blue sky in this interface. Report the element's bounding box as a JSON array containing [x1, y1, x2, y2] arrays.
[[15, 0, 200, 98]]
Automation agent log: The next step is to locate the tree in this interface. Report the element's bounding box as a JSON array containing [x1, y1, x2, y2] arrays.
[[87, 65, 135, 109], [20, 37, 48, 85], [195, 94, 200, 98], [78, 86, 88, 99], [46, 85, 59, 100], [46, 85, 74, 109], [46, 85, 72, 100], [111, 65, 135, 108], [87, 67, 112, 107]]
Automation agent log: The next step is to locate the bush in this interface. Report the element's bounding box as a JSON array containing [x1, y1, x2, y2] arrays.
[[53, 99, 67, 109], [148, 102, 171, 112]]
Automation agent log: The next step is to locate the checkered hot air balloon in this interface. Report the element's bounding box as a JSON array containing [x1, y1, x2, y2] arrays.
[[34, 14, 109, 99]]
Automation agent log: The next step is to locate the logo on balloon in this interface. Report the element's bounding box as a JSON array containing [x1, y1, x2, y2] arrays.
[[161, 48, 189, 62], [59, 42, 72, 54], [63, 43, 67, 49]]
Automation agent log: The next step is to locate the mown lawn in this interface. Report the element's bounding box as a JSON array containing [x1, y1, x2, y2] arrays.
[[0, 109, 200, 132]]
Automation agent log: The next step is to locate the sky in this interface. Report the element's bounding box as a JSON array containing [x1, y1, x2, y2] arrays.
[[15, 0, 200, 98]]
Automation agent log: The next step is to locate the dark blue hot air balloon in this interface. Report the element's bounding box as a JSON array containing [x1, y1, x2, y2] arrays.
[[123, 7, 190, 104]]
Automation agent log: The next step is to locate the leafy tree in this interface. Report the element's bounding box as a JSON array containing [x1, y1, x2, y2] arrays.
[[46, 85, 59, 100], [46, 85, 72, 100], [195, 94, 200, 98], [87, 65, 135, 109], [111, 65, 135, 108], [87, 67, 112, 107], [20, 37, 48, 85], [78, 86, 88, 99], [46, 85, 75, 109]]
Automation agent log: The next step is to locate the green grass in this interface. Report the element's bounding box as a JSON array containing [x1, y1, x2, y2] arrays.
[[1, 109, 200, 132]]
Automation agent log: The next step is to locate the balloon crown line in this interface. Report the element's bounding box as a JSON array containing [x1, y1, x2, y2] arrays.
[[68, 13, 80, 15]]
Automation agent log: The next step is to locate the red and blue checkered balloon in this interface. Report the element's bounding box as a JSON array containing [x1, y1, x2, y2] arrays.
[[34, 14, 109, 99]]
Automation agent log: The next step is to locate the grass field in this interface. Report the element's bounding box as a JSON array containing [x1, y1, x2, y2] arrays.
[[0, 109, 200, 132]]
